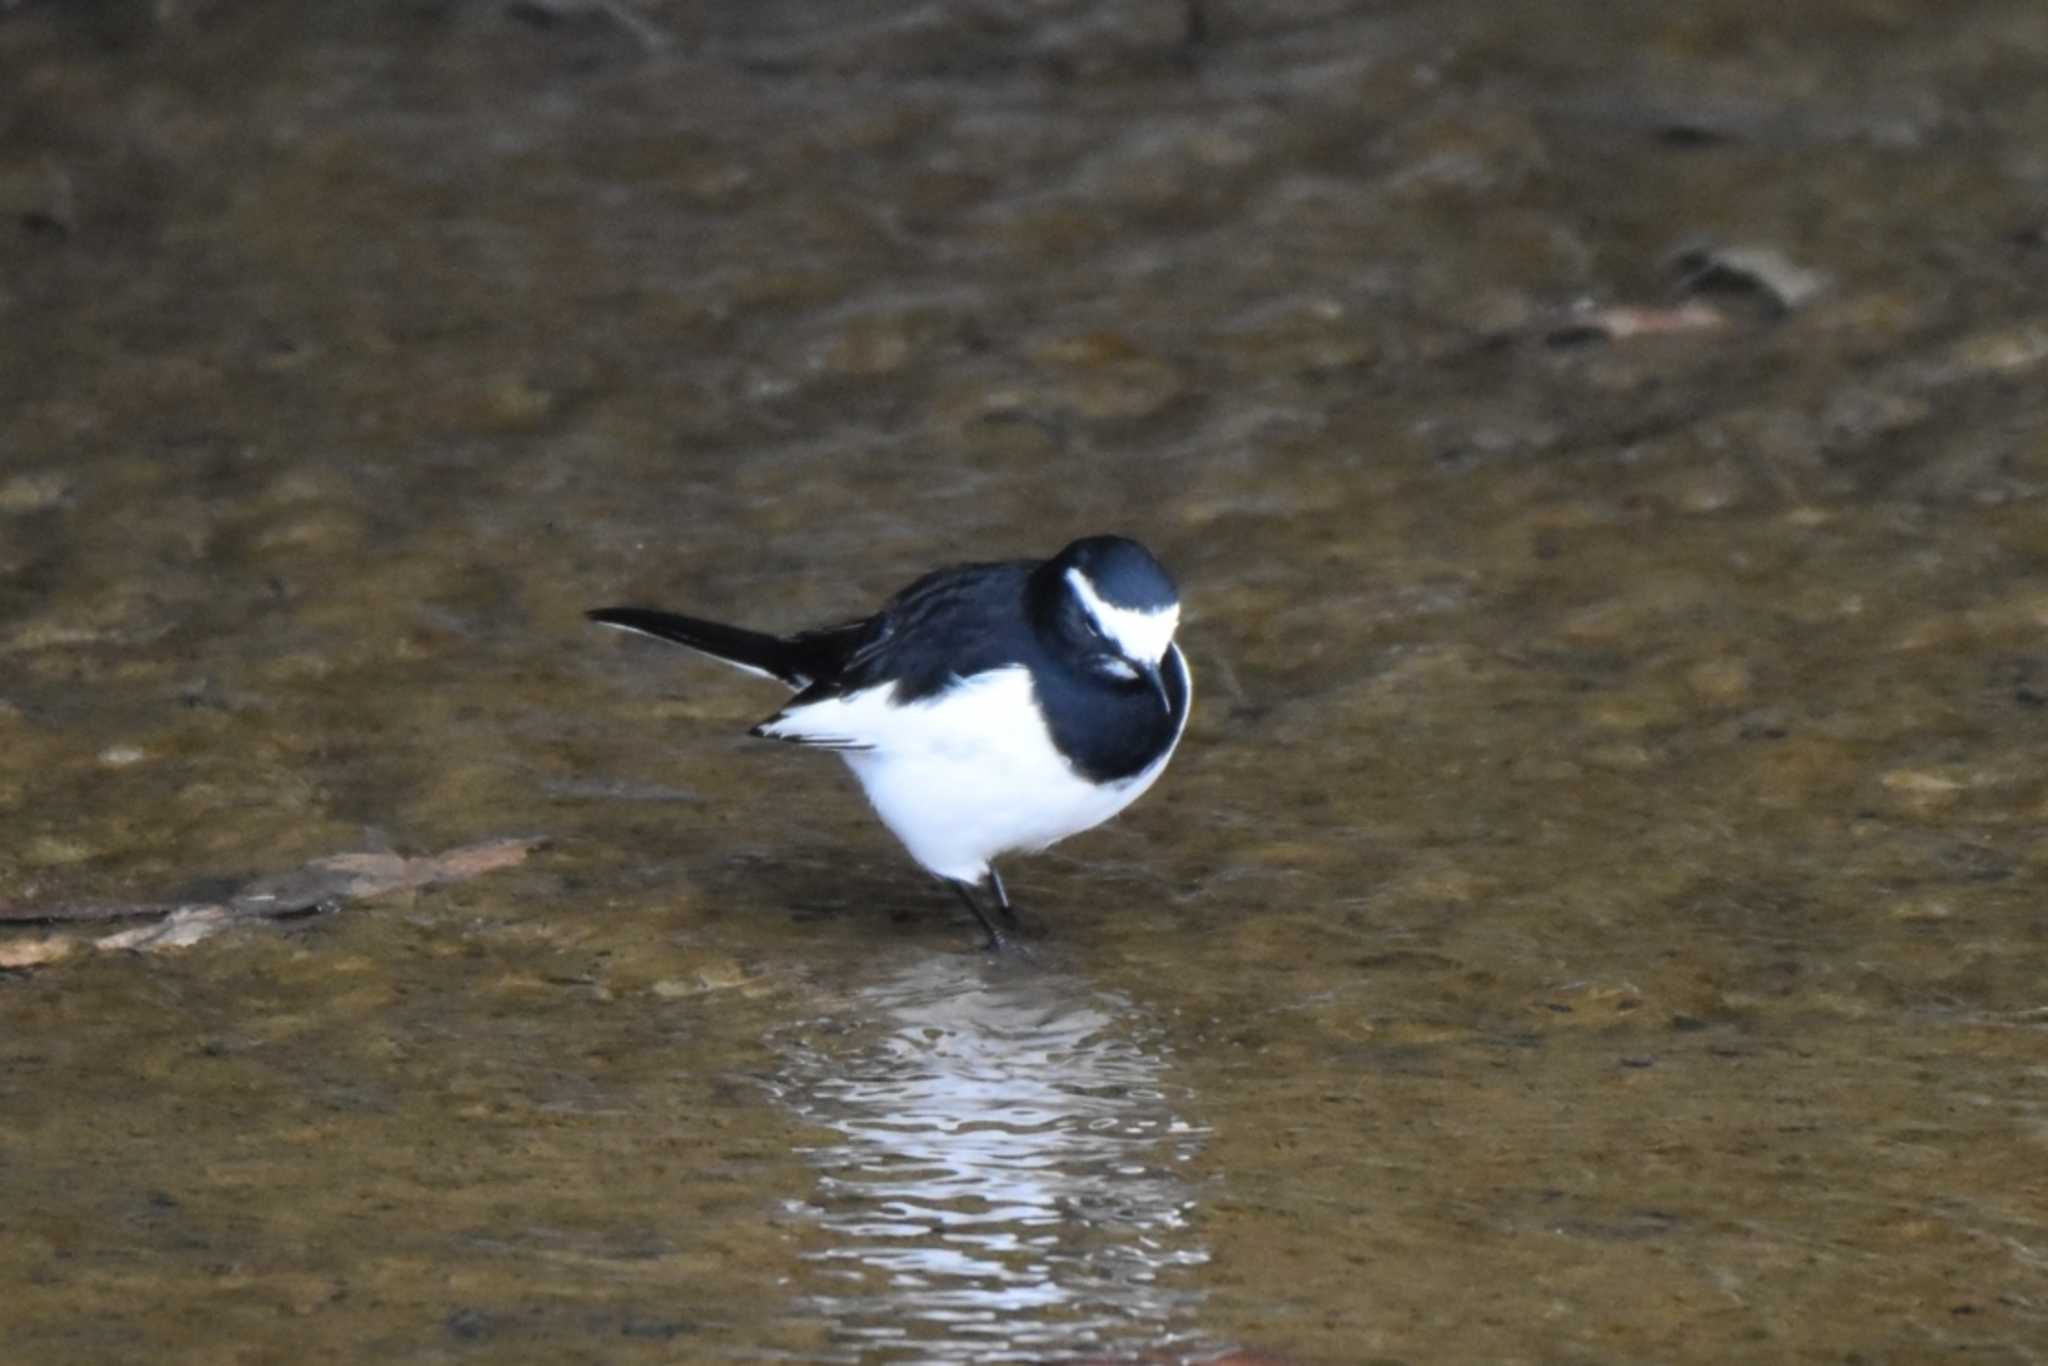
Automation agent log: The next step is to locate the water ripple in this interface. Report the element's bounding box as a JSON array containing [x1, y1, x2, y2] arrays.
[[769, 954, 1210, 1362]]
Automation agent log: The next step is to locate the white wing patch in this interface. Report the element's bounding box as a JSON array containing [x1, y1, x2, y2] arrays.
[[753, 682, 902, 749]]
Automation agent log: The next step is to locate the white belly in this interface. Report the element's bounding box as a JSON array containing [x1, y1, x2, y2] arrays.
[[767, 665, 1184, 883]]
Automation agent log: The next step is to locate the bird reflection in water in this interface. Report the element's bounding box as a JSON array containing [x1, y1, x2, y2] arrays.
[[770, 954, 1211, 1362]]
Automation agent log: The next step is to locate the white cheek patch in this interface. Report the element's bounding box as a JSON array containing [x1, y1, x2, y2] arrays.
[[1065, 567, 1179, 664]]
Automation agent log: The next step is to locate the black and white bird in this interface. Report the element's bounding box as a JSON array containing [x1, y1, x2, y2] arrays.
[[587, 535, 1191, 948]]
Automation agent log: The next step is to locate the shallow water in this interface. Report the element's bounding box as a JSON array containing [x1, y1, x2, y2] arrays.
[[771, 956, 1207, 1361], [4, 0, 2048, 1361]]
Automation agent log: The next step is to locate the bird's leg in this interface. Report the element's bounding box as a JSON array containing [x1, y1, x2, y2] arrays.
[[984, 865, 1021, 930], [947, 875, 1016, 952]]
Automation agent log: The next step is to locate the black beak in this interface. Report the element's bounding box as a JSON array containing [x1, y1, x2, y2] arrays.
[[1137, 657, 1170, 713]]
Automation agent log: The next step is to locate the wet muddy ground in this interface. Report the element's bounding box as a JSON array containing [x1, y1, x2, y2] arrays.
[[4, 1, 2048, 1361]]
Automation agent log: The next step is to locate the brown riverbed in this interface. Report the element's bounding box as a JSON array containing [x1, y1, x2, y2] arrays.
[[4, 2, 2047, 1361]]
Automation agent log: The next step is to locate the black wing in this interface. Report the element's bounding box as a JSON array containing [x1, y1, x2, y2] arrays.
[[746, 558, 1037, 738], [597, 558, 1039, 749], [820, 559, 1034, 700]]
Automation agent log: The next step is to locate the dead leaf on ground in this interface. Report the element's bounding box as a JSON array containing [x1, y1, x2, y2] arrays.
[[0, 936, 74, 968], [1672, 242, 1831, 312], [228, 838, 542, 915], [96, 906, 235, 952], [1547, 299, 1728, 345], [0, 836, 545, 962]]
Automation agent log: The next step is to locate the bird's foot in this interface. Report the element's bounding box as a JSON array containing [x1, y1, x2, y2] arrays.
[[947, 872, 1031, 950]]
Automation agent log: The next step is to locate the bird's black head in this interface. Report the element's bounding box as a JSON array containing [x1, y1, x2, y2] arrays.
[[1052, 536, 1179, 614], [1033, 536, 1181, 708]]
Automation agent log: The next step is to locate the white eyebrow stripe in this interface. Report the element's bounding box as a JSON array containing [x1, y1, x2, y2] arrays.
[[1065, 567, 1179, 664]]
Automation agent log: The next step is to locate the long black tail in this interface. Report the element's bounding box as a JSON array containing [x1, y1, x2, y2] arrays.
[[586, 607, 817, 687]]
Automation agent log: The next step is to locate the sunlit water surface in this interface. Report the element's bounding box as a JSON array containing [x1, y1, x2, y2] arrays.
[[769, 955, 1209, 1362]]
